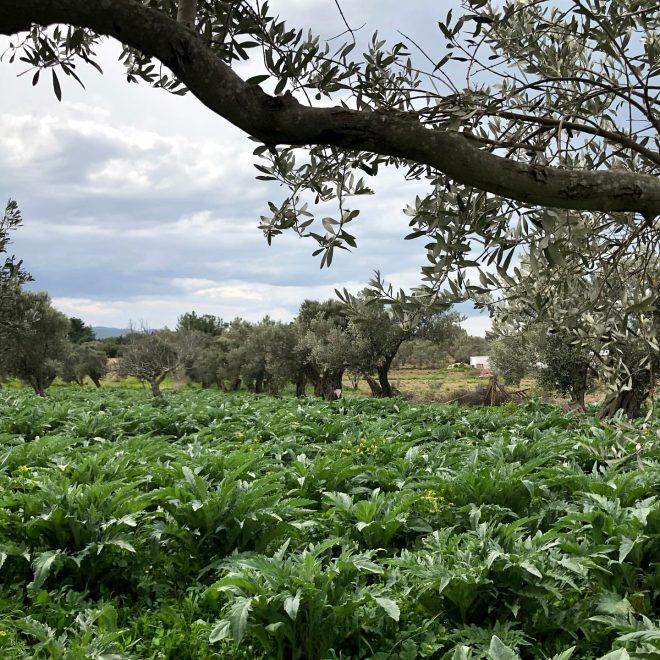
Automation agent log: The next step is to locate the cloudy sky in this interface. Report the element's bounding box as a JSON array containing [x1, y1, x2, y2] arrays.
[[0, 0, 491, 335]]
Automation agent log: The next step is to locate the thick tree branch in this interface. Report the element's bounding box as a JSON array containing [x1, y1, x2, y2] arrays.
[[1, 0, 659, 215], [176, 0, 197, 28]]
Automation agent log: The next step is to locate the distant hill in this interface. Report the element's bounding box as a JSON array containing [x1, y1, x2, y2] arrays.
[[93, 326, 127, 339]]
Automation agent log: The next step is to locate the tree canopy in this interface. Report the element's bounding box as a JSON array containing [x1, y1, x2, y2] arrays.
[[1, 2, 657, 300], [1, 290, 70, 395], [0, 200, 31, 347]]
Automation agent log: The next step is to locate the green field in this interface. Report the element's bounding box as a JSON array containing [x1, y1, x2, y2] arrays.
[[0, 389, 658, 659]]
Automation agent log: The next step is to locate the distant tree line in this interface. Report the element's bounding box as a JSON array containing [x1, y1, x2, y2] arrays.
[[1, 208, 482, 399], [119, 297, 470, 399], [0, 275, 481, 400]]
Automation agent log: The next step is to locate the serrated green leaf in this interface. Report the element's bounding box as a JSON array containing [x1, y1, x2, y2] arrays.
[[489, 635, 519, 660], [374, 596, 400, 621], [284, 591, 300, 620]]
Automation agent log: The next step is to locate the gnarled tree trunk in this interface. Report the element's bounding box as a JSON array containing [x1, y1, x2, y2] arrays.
[[149, 379, 163, 397], [315, 371, 343, 401], [295, 371, 306, 398], [377, 361, 395, 398], [598, 390, 643, 419], [366, 376, 382, 398]]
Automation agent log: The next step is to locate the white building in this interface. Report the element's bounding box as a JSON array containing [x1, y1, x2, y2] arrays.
[[470, 355, 490, 370]]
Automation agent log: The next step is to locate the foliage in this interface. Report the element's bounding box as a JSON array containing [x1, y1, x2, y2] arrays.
[[491, 254, 659, 418], [490, 334, 531, 386], [67, 318, 96, 344], [0, 387, 658, 658], [96, 335, 126, 359], [118, 328, 205, 396], [59, 341, 107, 387], [3, 2, 658, 347], [0, 291, 70, 396], [0, 200, 31, 356], [177, 311, 226, 337], [536, 332, 595, 410], [295, 300, 353, 400], [341, 291, 463, 396]]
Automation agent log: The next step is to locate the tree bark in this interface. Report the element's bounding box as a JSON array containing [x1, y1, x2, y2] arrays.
[[1, 0, 658, 215], [569, 390, 586, 411], [377, 356, 396, 397], [365, 375, 383, 398], [598, 390, 643, 419], [319, 371, 343, 401], [149, 379, 163, 397], [90, 375, 102, 388], [295, 371, 306, 398], [176, 0, 196, 27]]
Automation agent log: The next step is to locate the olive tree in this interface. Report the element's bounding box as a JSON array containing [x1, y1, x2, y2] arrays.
[[295, 300, 353, 401], [535, 332, 594, 411], [239, 319, 298, 395], [59, 341, 107, 387], [491, 252, 659, 417], [341, 290, 461, 397], [0, 200, 31, 350], [489, 335, 532, 387], [1, 2, 657, 329], [214, 319, 253, 392], [118, 328, 204, 397], [2, 291, 70, 395], [490, 327, 594, 409]]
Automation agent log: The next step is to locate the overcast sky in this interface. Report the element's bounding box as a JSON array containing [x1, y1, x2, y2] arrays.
[[0, 0, 491, 335]]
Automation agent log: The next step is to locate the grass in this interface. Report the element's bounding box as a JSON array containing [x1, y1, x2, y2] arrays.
[[0, 387, 658, 658], [352, 367, 537, 401], [0, 366, 585, 406]]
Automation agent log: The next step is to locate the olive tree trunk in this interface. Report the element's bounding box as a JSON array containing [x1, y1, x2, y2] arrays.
[[149, 379, 163, 397], [295, 371, 306, 398], [598, 390, 643, 419], [314, 371, 343, 401], [366, 376, 382, 398], [569, 390, 586, 412]]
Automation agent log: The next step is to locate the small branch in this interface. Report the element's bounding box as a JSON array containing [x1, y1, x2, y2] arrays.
[[462, 130, 545, 153], [490, 110, 660, 168]]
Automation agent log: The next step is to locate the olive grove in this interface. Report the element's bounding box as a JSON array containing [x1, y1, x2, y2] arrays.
[[1, 0, 658, 413]]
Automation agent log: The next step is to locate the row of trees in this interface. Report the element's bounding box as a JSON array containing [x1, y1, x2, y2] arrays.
[[3, 197, 655, 416], [1, 1, 658, 417], [122, 299, 466, 398], [0, 205, 471, 398], [0, 298, 469, 399]]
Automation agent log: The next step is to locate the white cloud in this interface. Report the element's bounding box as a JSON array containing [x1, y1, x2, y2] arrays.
[[460, 315, 492, 337], [3, 1, 483, 334]]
